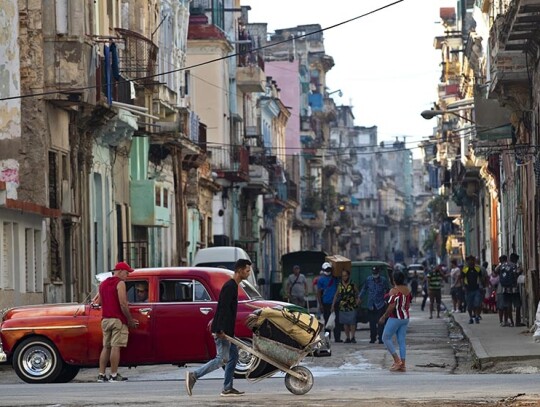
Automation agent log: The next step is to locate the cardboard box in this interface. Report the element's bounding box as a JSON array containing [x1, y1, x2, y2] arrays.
[[325, 255, 352, 278]]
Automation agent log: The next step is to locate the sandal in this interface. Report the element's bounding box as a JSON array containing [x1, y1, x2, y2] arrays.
[[389, 362, 403, 371]]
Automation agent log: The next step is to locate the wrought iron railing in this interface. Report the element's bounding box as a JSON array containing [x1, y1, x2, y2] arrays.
[[115, 28, 158, 86]]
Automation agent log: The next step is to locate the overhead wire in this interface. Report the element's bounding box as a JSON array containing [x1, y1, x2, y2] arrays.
[[0, 0, 404, 102]]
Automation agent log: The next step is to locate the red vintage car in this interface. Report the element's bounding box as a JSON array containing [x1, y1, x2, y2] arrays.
[[0, 267, 288, 383]]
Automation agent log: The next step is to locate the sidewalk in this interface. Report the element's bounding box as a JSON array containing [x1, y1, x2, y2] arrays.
[[445, 295, 540, 369]]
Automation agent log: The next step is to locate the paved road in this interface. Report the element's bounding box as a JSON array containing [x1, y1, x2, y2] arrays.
[[2, 298, 539, 406], [0, 371, 538, 406]]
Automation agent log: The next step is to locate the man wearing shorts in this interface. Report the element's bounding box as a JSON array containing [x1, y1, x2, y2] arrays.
[[97, 261, 138, 382]]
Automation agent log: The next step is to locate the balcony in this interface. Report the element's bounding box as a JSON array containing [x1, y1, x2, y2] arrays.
[[489, 11, 533, 101], [499, 0, 540, 52], [264, 193, 289, 217], [130, 180, 171, 227], [244, 164, 271, 194], [115, 28, 158, 88], [207, 145, 249, 182], [237, 65, 265, 93], [323, 153, 338, 176], [43, 40, 96, 107]]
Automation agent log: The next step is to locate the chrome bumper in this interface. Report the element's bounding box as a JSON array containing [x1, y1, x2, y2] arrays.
[[0, 338, 6, 363]]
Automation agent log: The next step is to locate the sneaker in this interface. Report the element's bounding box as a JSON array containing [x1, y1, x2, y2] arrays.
[[108, 373, 127, 382], [220, 388, 245, 397], [344, 338, 351, 343], [469, 318, 474, 324], [185, 371, 196, 396], [475, 317, 480, 324], [97, 373, 107, 383], [351, 337, 357, 343]]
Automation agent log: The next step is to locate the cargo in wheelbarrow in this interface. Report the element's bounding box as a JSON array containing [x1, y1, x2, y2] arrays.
[[226, 334, 317, 395], [225, 306, 325, 395]]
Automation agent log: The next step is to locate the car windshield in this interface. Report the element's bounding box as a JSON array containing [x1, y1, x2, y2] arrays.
[[240, 279, 262, 300]]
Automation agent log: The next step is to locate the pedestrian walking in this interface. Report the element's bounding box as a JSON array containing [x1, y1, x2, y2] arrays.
[[498, 253, 523, 327], [317, 262, 342, 342], [462, 255, 484, 324], [185, 259, 252, 397], [358, 266, 391, 344], [96, 261, 138, 382], [427, 265, 444, 319], [379, 270, 411, 372], [410, 271, 419, 302], [331, 269, 359, 343], [450, 259, 464, 313], [286, 265, 308, 307], [420, 265, 429, 311], [492, 258, 505, 325]]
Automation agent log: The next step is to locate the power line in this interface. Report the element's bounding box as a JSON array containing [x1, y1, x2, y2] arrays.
[[0, 0, 404, 102]]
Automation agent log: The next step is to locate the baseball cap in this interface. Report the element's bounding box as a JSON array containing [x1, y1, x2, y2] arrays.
[[322, 262, 332, 270], [113, 261, 134, 273]]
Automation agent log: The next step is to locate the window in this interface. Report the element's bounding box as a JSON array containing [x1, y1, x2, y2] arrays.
[[1, 222, 14, 289], [126, 280, 150, 303], [155, 185, 161, 206], [159, 279, 211, 302]]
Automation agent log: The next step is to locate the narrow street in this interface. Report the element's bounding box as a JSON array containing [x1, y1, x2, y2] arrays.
[[2, 298, 539, 406]]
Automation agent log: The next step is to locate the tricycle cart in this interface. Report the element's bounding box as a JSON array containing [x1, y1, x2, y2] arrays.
[[225, 333, 321, 395]]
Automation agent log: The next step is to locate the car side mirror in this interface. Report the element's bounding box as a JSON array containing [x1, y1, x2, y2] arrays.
[[257, 278, 266, 286]]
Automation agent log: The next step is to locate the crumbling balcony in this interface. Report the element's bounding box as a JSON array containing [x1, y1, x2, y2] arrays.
[[488, 2, 539, 102]]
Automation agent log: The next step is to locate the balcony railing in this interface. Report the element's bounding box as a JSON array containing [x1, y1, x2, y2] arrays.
[[115, 28, 158, 87], [207, 145, 249, 182]]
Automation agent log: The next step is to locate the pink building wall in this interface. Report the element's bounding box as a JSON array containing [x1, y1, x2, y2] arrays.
[[265, 61, 301, 151]]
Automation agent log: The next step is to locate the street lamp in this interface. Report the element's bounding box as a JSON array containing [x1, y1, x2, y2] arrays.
[[420, 106, 475, 123]]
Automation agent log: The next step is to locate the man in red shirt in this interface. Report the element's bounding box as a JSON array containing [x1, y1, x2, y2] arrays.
[[96, 261, 138, 382]]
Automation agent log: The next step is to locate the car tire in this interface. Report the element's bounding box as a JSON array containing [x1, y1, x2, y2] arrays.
[[232, 338, 272, 379], [13, 337, 63, 383], [55, 364, 81, 383]]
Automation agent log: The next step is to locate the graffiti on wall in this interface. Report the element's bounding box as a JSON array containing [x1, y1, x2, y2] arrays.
[[0, 159, 19, 199]]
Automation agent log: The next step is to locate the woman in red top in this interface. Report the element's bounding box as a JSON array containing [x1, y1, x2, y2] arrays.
[[378, 270, 411, 372]]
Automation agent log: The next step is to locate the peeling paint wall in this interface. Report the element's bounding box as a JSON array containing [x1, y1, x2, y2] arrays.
[[0, 0, 22, 199], [18, 1, 49, 205]]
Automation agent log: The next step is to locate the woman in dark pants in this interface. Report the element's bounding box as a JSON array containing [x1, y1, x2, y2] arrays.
[[420, 276, 428, 311]]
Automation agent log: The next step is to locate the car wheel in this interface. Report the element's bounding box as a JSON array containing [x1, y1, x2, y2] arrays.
[[13, 337, 63, 383], [233, 338, 271, 379], [55, 364, 80, 383]]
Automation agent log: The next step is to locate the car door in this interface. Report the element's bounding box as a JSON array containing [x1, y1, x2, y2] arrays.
[[120, 279, 154, 363], [85, 279, 154, 365], [152, 278, 216, 363]]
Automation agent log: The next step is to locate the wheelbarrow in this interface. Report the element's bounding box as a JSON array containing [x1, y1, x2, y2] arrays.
[[225, 334, 320, 395]]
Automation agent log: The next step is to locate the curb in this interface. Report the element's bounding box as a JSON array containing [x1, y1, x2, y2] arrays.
[[448, 312, 540, 370]]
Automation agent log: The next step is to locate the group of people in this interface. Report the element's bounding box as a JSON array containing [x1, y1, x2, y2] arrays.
[[96, 258, 412, 398], [410, 253, 523, 328], [314, 262, 410, 372]]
